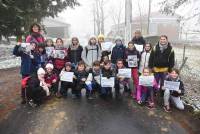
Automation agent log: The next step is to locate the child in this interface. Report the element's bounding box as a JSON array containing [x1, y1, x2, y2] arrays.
[[45, 39, 54, 47], [125, 41, 140, 98], [53, 38, 69, 75], [35, 43, 48, 69], [100, 55, 109, 67], [137, 68, 158, 109], [45, 39, 54, 63], [115, 59, 131, 98], [59, 62, 75, 97], [13, 41, 38, 104], [74, 61, 89, 99], [139, 43, 152, 74], [68, 37, 83, 69], [26, 68, 50, 107], [101, 60, 115, 99], [89, 61, 102, 98], [163, 68, 185, 112], [81, 36, 101, 68], [111, 37, 126, 64], [44, 63, 58, 94]]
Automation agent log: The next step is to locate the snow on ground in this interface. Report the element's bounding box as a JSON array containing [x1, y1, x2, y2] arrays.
[[174, 45, 200, 112]]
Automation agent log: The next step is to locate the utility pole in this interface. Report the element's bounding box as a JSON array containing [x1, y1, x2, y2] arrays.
[[125, 0, 132, 45]]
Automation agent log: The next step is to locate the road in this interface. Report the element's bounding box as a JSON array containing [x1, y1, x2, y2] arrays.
[[0, 68, 199, 134]]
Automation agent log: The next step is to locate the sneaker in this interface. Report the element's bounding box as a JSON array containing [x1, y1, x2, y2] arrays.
[[163, 105, 171, 113], [28, 100, 37, 108]]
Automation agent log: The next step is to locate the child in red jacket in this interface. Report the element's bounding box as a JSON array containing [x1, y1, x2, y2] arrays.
[[44, 63, 58, 94], [53, 38, 69, 75]]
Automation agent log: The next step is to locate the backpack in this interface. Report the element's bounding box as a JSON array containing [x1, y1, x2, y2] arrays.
[[85, 45, 99, 59], [21, 76, 31, 89]]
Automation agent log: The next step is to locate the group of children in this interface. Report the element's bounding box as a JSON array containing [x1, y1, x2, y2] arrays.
[[13, 23, 185, 112]]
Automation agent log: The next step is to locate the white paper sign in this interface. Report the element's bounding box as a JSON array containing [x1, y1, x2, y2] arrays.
[[128, 55, 138, 67], [164, 81, 180, 91], [94, 75, 100, 84], [118, 68, 132, 78], [139, 76, 154, 87], [101, 42, 113, 51], [54, 50, 65, 59], [21, 43, 32, 53], [101, 77, 115, 87], [45, 47, 54, 57], [60, 72, 74, 82], [135, 44, 143, 52]]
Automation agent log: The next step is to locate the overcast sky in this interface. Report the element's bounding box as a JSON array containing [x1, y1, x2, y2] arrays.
[[57, 0, 197, 38]]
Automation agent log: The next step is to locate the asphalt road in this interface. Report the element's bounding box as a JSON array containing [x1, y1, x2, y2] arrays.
[[0, 94, 192, 134]]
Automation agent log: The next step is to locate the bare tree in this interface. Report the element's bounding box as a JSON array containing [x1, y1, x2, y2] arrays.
[[110, 0, 124, 36], [92, 0, 107, 35], [137, 0, 143, 32]]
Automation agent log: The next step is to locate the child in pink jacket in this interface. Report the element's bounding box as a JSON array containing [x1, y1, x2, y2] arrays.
[[137, 67, 158, 109]]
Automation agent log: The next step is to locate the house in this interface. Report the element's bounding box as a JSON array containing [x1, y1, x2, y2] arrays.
[[42, 17, 71, 39], [108, 12, 180, 41]]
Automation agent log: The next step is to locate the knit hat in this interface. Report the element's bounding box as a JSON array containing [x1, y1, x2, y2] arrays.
[[65, 62, 72, 67], [45, 63, 54, 69], [37, 68, 46, 75], [98, 34, 105, 39]]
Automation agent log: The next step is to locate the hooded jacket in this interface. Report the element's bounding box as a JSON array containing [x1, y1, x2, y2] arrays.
[[81, 44, 101, 67]]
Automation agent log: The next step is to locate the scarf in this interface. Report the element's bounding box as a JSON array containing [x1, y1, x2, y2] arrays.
[[159, 43, 168, 53]]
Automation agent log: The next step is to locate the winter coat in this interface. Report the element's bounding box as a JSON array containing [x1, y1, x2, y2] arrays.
[[68, 45, 83, 65], [101, 68, 115, 79], [13, 45, 38, 76], [131, 36, 146, 45], [81, 44, 101, 67], [26, 74, 47, 104], [125, 48, 141, 68], [148, 43, 175, 72], [165, 76, 184, 97], [53, 48, 69, 70], [139, 51, 151, 73], [26, 32, 45, 44], [111, 45, 126, 64], [45, 72, 58, 85], [74, 70, 89, 84]]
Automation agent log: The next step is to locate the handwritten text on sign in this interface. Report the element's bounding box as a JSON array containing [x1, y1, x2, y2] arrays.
[[164, 80, 180, 91]]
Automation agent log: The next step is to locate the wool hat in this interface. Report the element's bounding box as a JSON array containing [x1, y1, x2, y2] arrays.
[[45, 63, 54, 69], [37, 68, 46, 75]]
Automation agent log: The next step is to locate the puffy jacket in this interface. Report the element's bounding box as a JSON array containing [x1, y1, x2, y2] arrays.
[[13, 45, 38, 76], [131, 36, 146, 45], [111, 45, 126, 64], [68, 45, 83, 65], [26, 32, 45, 44], [149, 43, 175, 71], [81, 44, 101, 67]]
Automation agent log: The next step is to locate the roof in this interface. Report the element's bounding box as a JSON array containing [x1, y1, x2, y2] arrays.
[[42, 17, 70, 28]]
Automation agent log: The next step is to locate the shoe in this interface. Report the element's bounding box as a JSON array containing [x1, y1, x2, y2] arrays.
[[28, 100, 37, 108], [163, 105, 171, 113], [146, 104, 155, 110], [21, 99, 26, 104]]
